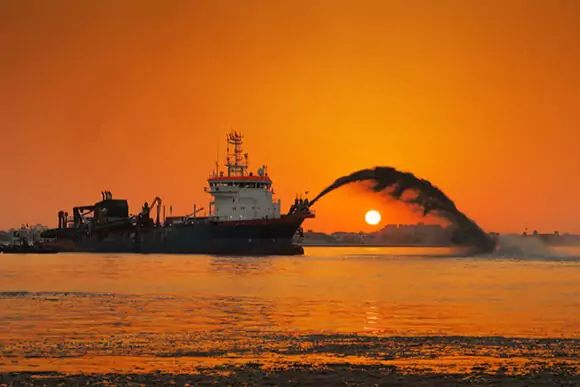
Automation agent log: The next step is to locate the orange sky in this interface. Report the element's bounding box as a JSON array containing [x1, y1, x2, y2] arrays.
[[1, 0, 579, 233]]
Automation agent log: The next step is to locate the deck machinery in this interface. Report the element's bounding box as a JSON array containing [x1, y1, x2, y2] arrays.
[[41, 131, 314, 255]]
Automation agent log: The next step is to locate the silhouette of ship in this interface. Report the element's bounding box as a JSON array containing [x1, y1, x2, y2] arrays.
[[41, 131, 314, 255]]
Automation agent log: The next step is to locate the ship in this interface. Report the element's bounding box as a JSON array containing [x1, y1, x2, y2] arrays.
[[40, 131, 314, 255]]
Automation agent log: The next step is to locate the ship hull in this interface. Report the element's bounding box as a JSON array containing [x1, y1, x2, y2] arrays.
[[44, 215, 309, 255]]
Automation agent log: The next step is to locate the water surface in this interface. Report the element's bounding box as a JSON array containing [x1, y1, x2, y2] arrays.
[[1, 246, 579, 375]]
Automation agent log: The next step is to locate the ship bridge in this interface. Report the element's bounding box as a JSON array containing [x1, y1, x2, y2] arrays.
[[206, 131, 281, 221]]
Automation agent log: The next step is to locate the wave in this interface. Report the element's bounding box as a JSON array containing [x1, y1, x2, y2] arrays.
[[0, 291, 118, 298], [487, 235, 580, 261]]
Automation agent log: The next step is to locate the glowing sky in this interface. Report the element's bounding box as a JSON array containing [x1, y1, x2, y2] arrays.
[[1, 0, 579, 233]]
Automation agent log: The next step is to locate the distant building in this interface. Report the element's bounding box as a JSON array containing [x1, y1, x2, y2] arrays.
[[300, 231, 335, 245], [374, 223, 451, 245], [330, 232, 365, 243]]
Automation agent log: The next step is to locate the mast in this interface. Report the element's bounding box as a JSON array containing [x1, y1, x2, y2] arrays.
[[214, 135, 220, 178], [225, 130, 248, 176]]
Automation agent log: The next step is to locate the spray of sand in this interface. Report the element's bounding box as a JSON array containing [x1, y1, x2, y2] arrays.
[[309, 166, 496, 254]]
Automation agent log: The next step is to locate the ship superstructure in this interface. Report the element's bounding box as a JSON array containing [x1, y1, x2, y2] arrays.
[[207, 131, 280, 221], [41, 131, 314, 255]]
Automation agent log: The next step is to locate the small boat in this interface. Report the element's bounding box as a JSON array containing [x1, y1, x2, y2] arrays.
[[0, 230, 58, 254], [1, 244, 58, 254]]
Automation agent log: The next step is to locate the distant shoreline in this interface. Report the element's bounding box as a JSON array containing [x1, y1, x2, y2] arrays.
[[299, 241, 580, 248], [299, 243, 454, 248]]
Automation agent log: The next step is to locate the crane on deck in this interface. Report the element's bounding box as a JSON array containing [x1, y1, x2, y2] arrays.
[[140, 197, 162, 226]]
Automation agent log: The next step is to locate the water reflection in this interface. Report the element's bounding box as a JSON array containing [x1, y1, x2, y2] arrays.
[[0, 247, 579, 375], [209, 256, 275, 276], [364, 303, 380, 332], [99, 256, 122, 280]]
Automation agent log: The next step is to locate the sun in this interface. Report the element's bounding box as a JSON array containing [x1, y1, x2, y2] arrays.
[[365, 210, 381, 226]]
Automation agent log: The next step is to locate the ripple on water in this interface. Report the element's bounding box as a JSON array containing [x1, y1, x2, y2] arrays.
[[0, 249, 579, 375]]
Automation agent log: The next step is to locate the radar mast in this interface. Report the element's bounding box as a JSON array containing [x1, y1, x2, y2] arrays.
[[225, 130, 248, 176]]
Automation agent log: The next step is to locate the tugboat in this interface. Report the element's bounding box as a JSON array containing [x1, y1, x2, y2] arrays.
[[41, 131, 314, 255]]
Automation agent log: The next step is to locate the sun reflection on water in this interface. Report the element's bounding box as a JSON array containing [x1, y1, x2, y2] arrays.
[[0, 247, 579, 375]]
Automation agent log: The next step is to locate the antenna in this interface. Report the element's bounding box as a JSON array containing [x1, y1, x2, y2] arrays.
[[225, 129, 248, 176], [215, 134, 219, 176]]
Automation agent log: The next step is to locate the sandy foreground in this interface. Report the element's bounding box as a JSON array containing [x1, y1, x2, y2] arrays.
[[1, 335, 579, 386], [1, 366, 579, 386]]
